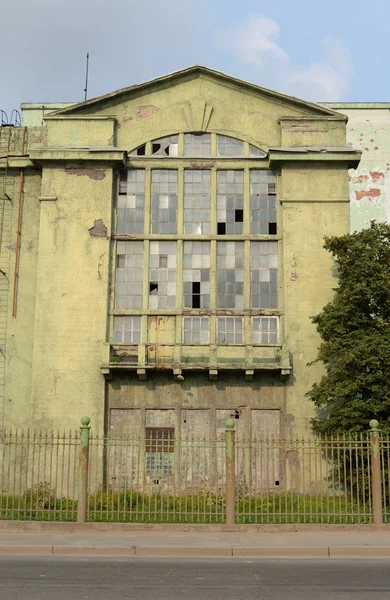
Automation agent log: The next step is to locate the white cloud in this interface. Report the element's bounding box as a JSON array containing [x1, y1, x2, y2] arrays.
[[222, 14, 352, 101], [225, 14, 288, 67], [287, 39, 352, 101]]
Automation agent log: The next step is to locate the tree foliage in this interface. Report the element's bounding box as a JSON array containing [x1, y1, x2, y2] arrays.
[[308, 222, 390, 434]]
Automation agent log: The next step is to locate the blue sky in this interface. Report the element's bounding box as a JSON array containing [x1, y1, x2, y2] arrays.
[[1, 0, 390, 117]]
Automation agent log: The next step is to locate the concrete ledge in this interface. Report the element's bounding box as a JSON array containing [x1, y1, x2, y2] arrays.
[[135, 547, 232, 557], [233, 547, 329, 558], [329, 546, 390, 558], [0, 546, 53, 555], [52, 546, 136, 556]]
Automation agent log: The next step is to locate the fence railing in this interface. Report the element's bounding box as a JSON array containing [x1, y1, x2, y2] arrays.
[[0, 417, 388, 525]]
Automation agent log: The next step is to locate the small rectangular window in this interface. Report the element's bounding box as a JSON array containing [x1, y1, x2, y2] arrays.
[[217, 317, 243, 344], [183, 317, 209, 344], [113, 316, 142, 344], [253, 316, 279, 344]]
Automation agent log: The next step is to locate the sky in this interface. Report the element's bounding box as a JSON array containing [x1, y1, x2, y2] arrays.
[[1, 0, 390, 118]]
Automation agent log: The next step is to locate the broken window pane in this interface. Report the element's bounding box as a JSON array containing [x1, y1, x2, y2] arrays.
[[217, 171, 244, 235], [252, 316, 279, 344], [151, 170, 177, 234], [149, 242, 177, 309], [151, 135, 178, 156], [217, 135, 244, 157], [115, 242, 143, 309], [250, 170, 277, 235], [250, 242, 278, 309], [217, 242, 244, 309], [117, 170, 145, 234], [184, 133, 211, 156], [183, 242, 210, 308], [129, 143, 146, 156], [183, 317, 209, 344], [113, 316, 142, 344], [217, 317, 243, 344], [184, 170, 211, 234], [249, 145, 267, 158]]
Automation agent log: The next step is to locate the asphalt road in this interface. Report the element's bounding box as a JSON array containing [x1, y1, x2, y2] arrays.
[[0, 556, 390, 600]]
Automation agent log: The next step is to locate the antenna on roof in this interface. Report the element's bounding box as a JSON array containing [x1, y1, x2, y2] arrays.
[[84, 52, 89, 102]]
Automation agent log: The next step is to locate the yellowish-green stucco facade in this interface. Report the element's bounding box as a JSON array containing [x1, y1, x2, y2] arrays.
[[0, 66, 360, 438]]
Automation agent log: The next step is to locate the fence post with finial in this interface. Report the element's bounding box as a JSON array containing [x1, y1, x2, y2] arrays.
[[77, 416, 91, 524], [369, 419, 383, 526], [225, 419, 235, 526]]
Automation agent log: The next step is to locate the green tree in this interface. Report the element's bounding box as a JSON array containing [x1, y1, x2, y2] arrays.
[[308, 221, 390, 434]]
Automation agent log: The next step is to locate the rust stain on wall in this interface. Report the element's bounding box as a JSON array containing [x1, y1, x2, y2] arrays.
[[65, 167, 106, 180], [88, 219, 107, 238], [355, 188, 381, 201], [137, 105, 159, 119]]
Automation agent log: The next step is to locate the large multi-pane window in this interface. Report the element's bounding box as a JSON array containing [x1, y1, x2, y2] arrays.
[[114, 133, 280, 347], [217, 242, 244, 309], [217, 171, 244, 235], [184, 170, 211, 234], [151, 170, 177, 234], [115, 242, 143, 309], [183, 242, 210, 308]]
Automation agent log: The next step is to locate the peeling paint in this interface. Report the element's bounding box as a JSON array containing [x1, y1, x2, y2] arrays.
[[65, 167, 106, 180], [122, 116, 133, 124], [137, 105, 159, 119], [370, 171, 384, 183], [88, 219, 107, 238], [355, 188, 381, 201]]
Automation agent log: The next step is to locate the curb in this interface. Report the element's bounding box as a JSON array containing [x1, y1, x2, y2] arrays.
[[0, 545, 389, 558]]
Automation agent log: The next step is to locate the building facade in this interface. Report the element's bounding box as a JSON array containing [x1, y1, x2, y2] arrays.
[[0, 66, 360, 439], [324, 103, 390, 231]]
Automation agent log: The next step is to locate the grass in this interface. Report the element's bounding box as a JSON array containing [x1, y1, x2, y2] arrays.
[[0, 483, 375, 524]]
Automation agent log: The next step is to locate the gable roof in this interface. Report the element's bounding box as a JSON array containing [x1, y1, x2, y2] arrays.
[[51, 65, 345, 119]]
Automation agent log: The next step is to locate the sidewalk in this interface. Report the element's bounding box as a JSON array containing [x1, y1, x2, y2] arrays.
[[0, 524, 389, 557]]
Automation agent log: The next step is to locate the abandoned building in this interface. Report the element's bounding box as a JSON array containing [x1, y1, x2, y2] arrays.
[[0, 66, 361, 441]]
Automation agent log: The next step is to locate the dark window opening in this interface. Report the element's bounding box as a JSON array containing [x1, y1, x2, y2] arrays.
[[235, 209, 243, 223], [152, 143, 161, 154], [136, 144, 146, 156], [268, 222, 277, 235], [234, 410, 240, 419], [217, 223, 226, 235], [275, 480, 280, 486], [150, 282, 158, 294], [192, 295, 200, 308], [119, 171, 127, 194], [192, 282, 201, 293]]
